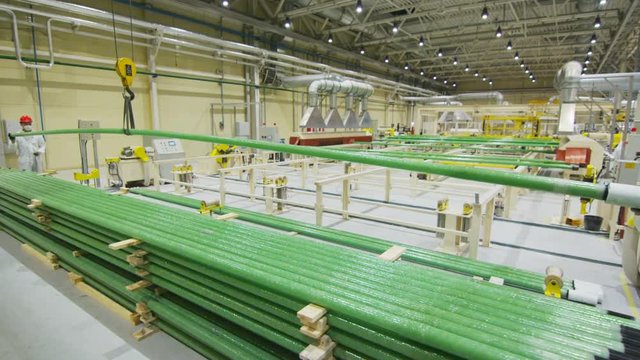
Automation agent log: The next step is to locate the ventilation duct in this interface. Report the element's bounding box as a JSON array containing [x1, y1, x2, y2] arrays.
[[438, 110, 472, 123], [400, 91, 504, 105]]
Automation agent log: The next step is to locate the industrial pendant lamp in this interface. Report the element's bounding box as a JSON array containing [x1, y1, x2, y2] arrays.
[[419, 36, 425, 47], [594, 15, 601, 29], [452, 82, 457, 87], [495, 25, 503, 38], [506, 40, 512, 50], [481, 6, 489, 19], [443, 79, 448, 84], [283, 17, 292, 29], [327, 35, 333, 43], [520, 61, 525, 68], [420, 69, 425, 76], [384, 55, 389, 63], [488, 79, 493, 85], [433, 75, 437, 80], [355, 0, 363, 13], [464, 64, 469, 72], [531, 77, 536, 83], [514, 51, 519, 60], [437, 48, 443, 57], [453, 57, 458, 65], [482, 75, 486, 81], [392, 22, 399, 33], [584, 56, 590, 64], [221, 0, 229, 7], [359, 47, 365, 55], [590, 33, 597, 43], [404, 63, 410, 70], [474, 70, 479, 77], [587, 46, 593, 56]]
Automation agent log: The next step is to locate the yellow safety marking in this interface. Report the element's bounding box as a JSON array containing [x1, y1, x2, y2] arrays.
[[619, 272, 640, 319]]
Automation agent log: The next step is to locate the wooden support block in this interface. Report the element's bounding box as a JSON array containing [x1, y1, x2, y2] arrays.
[[378, 245, 406, 262], [126, 280, 152, 291], [127, 250, 148, 267], [119, 187, 129, 194], [215, 213, 239, 221], [109, 238, 142, 250], [136, 269, 150, 277], [489, 276, 504, 286], [74, 280, 140, 325], [21, 244, 57, 269], [133, 325, 160, 341], [299, 335, 336, 360], [300, 316, 329, 339], [297, 304, 327, 325], [472, 276, 484, 281], [67, 272, 84, 285], [286, 231, 298, 236], [45, 252, 60, 270], [27, 199, 42, 210], [72, 250, 85, 257]]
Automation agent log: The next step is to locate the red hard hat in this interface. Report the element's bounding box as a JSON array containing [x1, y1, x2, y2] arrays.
[[19, 115, 32, 124]]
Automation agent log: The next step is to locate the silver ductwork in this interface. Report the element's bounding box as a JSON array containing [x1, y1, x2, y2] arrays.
[[400, 91, 504, 105], [287, 76, 374, 128]]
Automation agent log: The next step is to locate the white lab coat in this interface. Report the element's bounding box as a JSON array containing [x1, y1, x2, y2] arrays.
[[11, 131, 46, 172]]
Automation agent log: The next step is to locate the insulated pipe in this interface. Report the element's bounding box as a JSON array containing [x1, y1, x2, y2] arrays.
[[555, 61, 583, 133], [16, 128, 640, 209], [400, 92, 504, 105], [306, 79, 374, 107], [279, 74, 344, 88], [11, 0, 439, 96]]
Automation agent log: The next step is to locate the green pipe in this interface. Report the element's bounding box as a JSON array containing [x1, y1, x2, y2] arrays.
[[13, 128, 607, 202]]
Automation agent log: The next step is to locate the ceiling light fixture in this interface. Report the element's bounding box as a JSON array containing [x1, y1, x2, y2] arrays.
[[452, 82, 457, 87], [520, 61, 525, 68], [474, 71, 479, 77], [392, 22, 399, 33], [585, 56, 590, 64], [532, 77, 536, 83], [506, 40, 512, 50], [384, 55, 389, 63], [482, 75, 486, 81], [464, 64, 469, 72], [360, 47, 365, 55], [443, 79, 448, 84], [453, 57, 458, 65], [489, 79, 493, 85], [437, 49, 443, 57], [525, 67, 530, 74], [495, 25, 502, 38], [528, 73, 533, 79], [355, 0, 363, 14], [481, 6, 489, 20], [420, 69, 425, 75], [419, 36, 425, 47], [514, 52, 520, 60], [587, 46, 593, 56], [221, 0, 229, 7], [404, 63, 410, 70], [591, 33, 597, 43], [433, 75, 437, 80], [283, 17, 292, 29], [327, 35, 333, 43], [594, 15, 601, 29]]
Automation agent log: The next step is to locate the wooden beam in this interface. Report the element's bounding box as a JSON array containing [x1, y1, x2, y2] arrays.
[[109, 238, 142, 250]]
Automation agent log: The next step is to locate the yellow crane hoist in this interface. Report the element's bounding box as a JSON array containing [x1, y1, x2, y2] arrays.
[[115, 57, 137, 134]]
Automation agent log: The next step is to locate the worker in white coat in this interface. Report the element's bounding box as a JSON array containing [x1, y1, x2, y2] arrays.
[[9, 115, 46, 172]]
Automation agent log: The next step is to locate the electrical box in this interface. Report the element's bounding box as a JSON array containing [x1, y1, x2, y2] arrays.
[[260, 126, 280, 143], [235, 122, 250, 138]]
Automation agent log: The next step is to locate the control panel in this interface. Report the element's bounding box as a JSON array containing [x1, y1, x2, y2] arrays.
[[153, 139, 184, 155]]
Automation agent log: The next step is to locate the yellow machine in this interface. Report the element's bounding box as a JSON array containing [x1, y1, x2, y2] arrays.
[[544, 266, 563, 298], [106, 146, 154, 187], [579, 164, 596, 214], [210, 144, 237, 168], [482, 115, 541, 138]]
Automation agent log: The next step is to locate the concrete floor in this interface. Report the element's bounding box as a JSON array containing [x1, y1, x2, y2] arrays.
[[1, 162, 639, 359]]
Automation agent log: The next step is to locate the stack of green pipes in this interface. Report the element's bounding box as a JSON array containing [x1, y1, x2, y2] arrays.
[[1, 169, 640, 360], [129, 187, 572, 296], [362, 141, 557, 154], [383, 135, 560, 148], [330, 148, 574, 169]]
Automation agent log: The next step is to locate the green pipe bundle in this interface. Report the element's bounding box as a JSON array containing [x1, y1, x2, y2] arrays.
[[384, 135, 560, 147], [1, 169, 639, 360], [129, 188, 572, 295], [13, 128, 607, 202]]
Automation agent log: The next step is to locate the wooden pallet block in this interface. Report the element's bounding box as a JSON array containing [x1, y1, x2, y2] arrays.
[[126, 280, 152, 291], [109, 238, 142, 250], [20, 244, 59, 270], [378, 245, 406, 262], [66, 272, 141, 326], [133, 325, 159, 341], [215, 213, 239, 221], [297, 304, 326, 325]]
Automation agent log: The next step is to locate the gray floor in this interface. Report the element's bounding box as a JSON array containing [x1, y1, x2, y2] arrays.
[[1, 163, 639, 359]]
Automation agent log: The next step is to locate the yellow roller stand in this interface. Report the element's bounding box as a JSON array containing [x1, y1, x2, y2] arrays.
[[544, 266, 564, 298], [73, 168, 100, 182], [210, 144, 236, 168]]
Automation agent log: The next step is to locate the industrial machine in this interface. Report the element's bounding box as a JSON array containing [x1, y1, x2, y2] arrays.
[[144, 137, 186, 179], [481, 115, 541, 137], [555, 135, 605, 176], [105, 146, 154, 188]]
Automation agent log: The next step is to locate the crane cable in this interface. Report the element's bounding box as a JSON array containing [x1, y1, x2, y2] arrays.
[[111, 0, 137, 135]]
